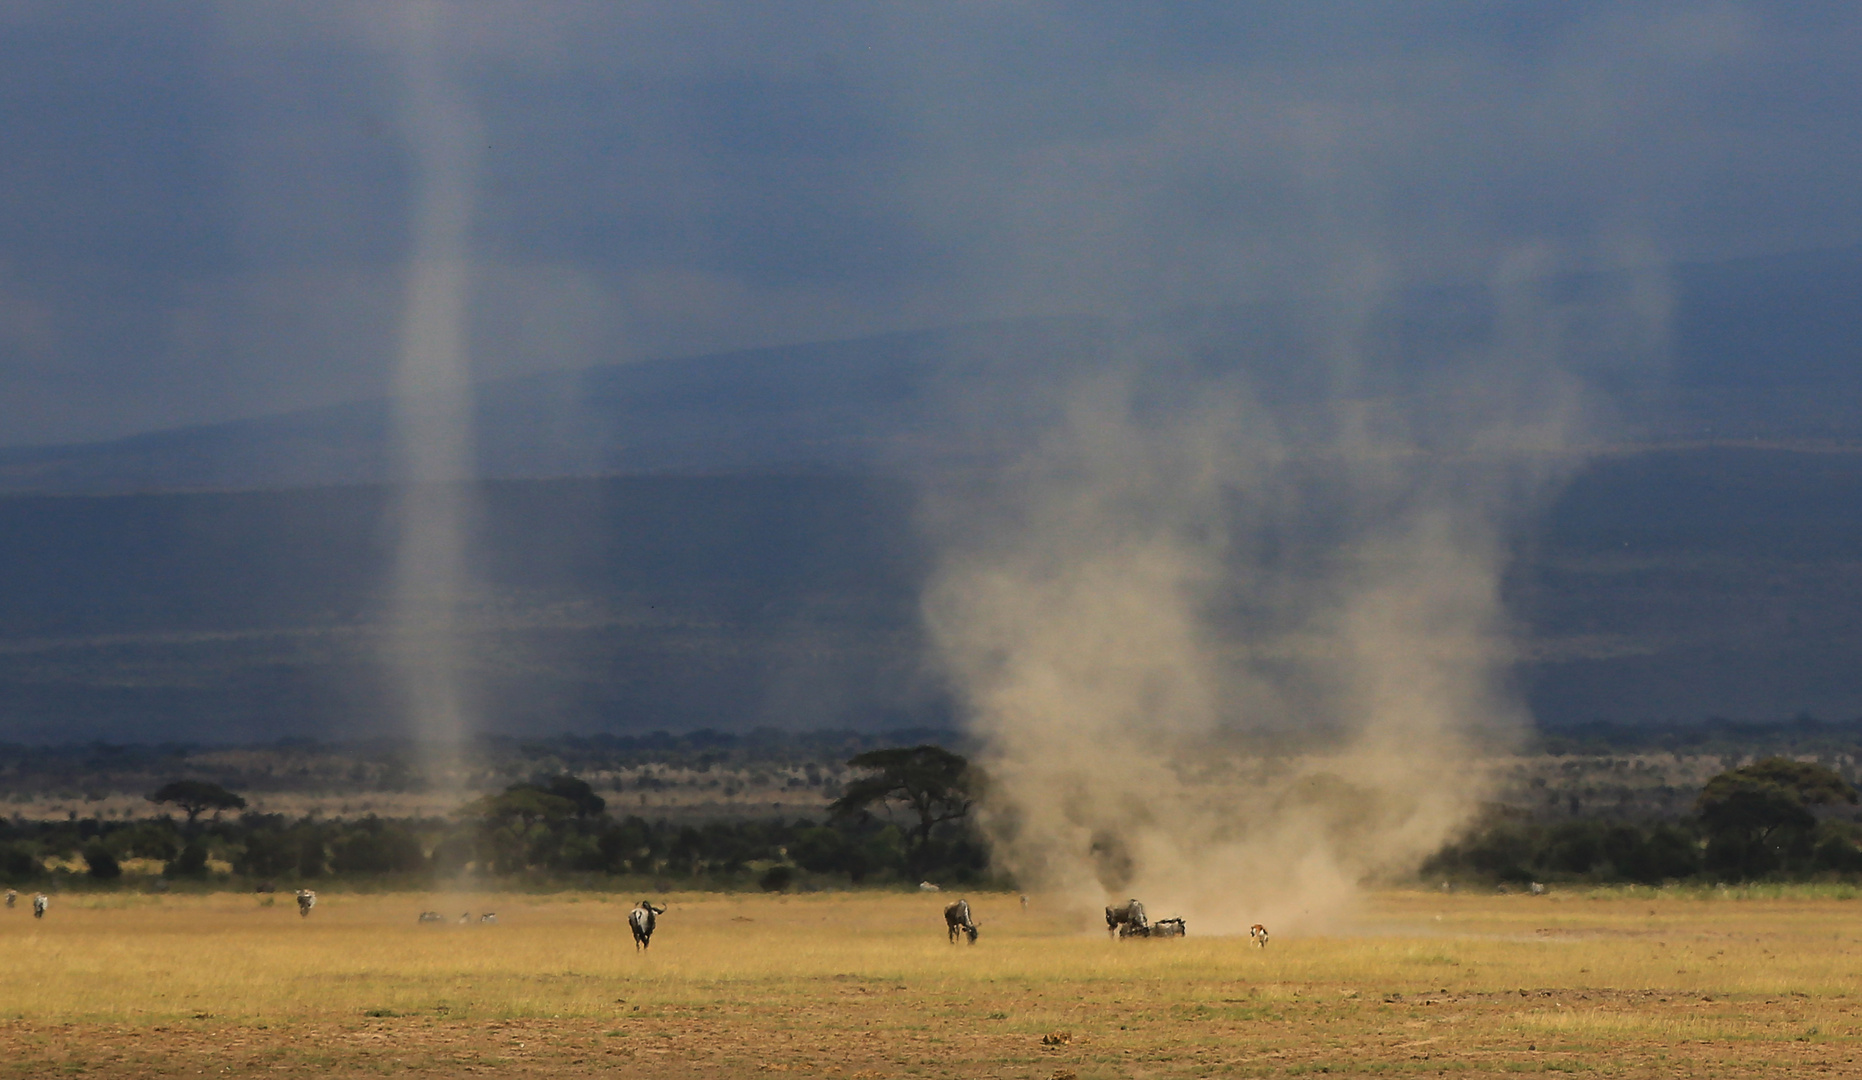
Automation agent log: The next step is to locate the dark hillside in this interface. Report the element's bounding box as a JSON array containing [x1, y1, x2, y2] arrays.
[[0, 447, 1858, 743], [0, 475, 934, 743], [1514, 447, 1862, 724]]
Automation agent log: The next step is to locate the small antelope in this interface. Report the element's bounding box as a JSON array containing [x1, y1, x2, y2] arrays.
[[1249, 923, 1269, 948]]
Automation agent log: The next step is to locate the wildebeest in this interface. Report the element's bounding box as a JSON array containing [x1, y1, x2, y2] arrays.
[[943, 899, 979, 944], [480, 912, 497, 924], [32, 893, 49, 919], [1149, 917, 1187, 938], [295, 889, 316, 917], [629, 901, 666, 949], [1249, 923, 1269, 948], [1105, 899, 1148, 938], [418, 910, 445, 923], [4, 888, 14, 908]]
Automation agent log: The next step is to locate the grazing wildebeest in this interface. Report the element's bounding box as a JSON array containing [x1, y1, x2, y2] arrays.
[[295, 889, 316, 917], [629, 901, 666, 950], [1249, 923, 1269, 948], [32, 893, 49, 919], [4, 889, 14, 909], [418, 910, 445, 923], [1150, 917, 1187, 937], [943, 899, 979, 944], [1105, 899, 1148, 939]]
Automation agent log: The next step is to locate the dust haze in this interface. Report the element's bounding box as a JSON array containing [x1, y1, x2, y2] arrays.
[[924, 259, 1662, 935], [387, 4, 481, 789]]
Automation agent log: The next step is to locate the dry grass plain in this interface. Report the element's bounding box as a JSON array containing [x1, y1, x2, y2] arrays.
[[4, 888, 1862, 1078]]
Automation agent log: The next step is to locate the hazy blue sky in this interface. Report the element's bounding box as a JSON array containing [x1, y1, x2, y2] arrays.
[[1, 1, 1858, 445]]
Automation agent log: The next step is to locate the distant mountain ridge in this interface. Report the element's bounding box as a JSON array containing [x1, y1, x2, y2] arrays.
[[0, 447, 1858, 743], [2, 246, 1859, 494]]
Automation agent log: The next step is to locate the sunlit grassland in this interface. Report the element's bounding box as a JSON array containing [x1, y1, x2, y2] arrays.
[[5, 887, 1862, 1076]]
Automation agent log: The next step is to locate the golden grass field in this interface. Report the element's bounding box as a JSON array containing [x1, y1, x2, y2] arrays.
[[3, 887, 1862, 1078]]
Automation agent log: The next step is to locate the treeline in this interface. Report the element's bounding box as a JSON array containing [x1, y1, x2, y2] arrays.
[[0, 746, 988, 891], [16, 749, 1862, 893], [1430, 757, 1862, 885], [0, 809, 987, 891], [0, 814, 986, 891]]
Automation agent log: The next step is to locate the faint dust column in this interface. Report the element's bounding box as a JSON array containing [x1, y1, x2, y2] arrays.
[[389, 6, 481, 788]]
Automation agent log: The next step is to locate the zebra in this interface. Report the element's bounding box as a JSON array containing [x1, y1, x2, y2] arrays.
[[943, 899, 979, 944], [418, 910, 445, 923], [32, 893, 49, 919], [479, 913, 497, 924], [1105, 899, 1148, 939], [1249, 923, 1269, 948], [295, 889, 317, 917], [629, 901, 666, 950]]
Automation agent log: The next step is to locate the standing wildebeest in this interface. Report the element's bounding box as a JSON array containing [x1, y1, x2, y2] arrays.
[[1249, 923, 1269, 948], [1105, 899, 1148, 938], [629, 901, 666, 950], [295, 889, 316, 917], [32, 894, 49, 918], [943, 899, 979, 944]]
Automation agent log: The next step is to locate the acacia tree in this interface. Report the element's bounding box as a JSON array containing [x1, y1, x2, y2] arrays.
[[147, 780, 247, 826], [1697, 757, 1856, 878], [464, 782, 583, 874], [828, 745, 976, 876]]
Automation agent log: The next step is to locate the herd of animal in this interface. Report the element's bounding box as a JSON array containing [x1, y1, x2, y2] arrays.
[[4, 889, 48, 918], [416, 910, 498, 924], [5, 886, 1258, 949], [1104, 898, 1192, 940]]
